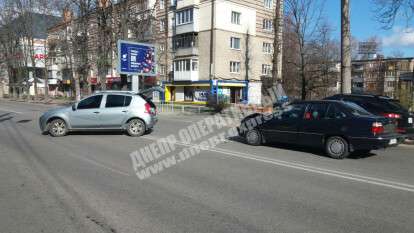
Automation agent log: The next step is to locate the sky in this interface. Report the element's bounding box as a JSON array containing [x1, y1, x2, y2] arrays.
[[324, 0, 414, 57]]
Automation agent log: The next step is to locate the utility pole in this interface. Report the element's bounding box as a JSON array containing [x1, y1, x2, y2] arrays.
[[341, 0, 352, 94], [273, 0, 284, 83]]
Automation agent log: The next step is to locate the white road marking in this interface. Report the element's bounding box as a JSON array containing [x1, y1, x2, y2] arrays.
[[142, 135, 414, 193], [64, 152, 131, 176], [0, 107, 23, 114]]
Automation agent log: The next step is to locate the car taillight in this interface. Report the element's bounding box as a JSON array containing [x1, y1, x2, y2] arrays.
[[382, 113, 401, 119], [371, 122, 384, 135], [144, 103, 151, 114]]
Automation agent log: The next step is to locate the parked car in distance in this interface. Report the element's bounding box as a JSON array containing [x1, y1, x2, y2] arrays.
[[325, 94, 414, 139], [39, 91, 157, 137], [238, 100, 404, 159]]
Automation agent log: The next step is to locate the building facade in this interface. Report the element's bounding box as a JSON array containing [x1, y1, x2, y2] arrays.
[[46, 0, 275, 104], [0, 13, 61, 97], [351, 57, 414, 109], [164, 0, 274, 104]]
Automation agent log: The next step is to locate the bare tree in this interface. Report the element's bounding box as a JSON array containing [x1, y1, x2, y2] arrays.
[[374, 0, 414, 28], [65, 0, 96, 101], [284, 0, 326, 100], [272, 0, 284, 83]]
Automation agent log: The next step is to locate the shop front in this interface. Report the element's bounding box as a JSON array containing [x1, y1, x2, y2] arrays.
[[164, 80, 247, 104]]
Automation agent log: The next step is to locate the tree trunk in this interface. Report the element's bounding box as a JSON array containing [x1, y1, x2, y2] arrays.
[[273, 0, 284, 82], [44, 51, 49, 101], [341, 0, 352, 94], [74, 73, 81, 101]]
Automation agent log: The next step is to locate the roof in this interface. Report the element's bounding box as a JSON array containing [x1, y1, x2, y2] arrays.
[[1, 12, 61, 39]]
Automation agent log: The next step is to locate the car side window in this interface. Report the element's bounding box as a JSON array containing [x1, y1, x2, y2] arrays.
[[77, 95, 103, 110], [280, 104, 306, 119], [326, 104, 347, 119], [106, 95, 125, 108], [306, 103, 328, 120], [124, 96, 132, 106]]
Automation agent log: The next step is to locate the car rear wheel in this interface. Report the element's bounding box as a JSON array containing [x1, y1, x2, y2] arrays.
[[325, 136, 349, 159], [126, 119, 146, 137], [48, 119, 68, 137], [245, 129, 262, 146]]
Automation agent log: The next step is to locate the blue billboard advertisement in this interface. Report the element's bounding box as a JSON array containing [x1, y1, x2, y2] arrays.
[[117, 40, 156, 76]]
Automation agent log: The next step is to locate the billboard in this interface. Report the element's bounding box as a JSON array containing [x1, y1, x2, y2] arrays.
[[117, 40, 156, 76]]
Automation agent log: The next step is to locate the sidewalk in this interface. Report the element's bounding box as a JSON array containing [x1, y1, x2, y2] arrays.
[[1, 97, 74, 106]]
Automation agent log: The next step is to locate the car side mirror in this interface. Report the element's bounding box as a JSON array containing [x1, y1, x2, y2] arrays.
[[72, 104, 77, 111]]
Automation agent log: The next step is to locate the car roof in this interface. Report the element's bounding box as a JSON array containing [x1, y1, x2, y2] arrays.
[[93, 91, 138, 96], [291, 100, 343, 104], [329, 94, 392, 99]]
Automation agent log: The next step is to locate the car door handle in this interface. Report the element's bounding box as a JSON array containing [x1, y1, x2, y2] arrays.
[[122, 110, 128, 113], [93, 111, 100, 114]]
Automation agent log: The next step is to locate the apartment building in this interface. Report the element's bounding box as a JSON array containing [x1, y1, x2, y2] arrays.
[[45, 0, 274, 103], [0, 13, 61, 97], [351, 58, 414, 99], [163, 0, 275, 104], [47, 0, 163, 97]]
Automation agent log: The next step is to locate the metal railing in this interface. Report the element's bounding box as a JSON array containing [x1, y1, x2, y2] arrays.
[[155, 101, 211, 114]]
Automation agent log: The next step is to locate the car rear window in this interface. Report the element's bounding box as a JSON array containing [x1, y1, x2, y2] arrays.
[[379, 99, 407, 113], [343, 102, 373, 117], [138, 93, 156, 109]]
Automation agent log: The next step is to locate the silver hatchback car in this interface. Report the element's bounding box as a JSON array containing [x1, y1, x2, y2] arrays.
[[39, 91, 157, 137]]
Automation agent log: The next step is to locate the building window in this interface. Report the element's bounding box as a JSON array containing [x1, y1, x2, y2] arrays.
[[263, 19, 273, 31], [160, 18, 166, 32], [230, 37, 241, 50], [262, 64, 272, 76], [159, 64, 166, 75], [174, 59, 198, 72], [176, 8, 194, 25], [264, 0, 273, 9], [159, 43, 165, 52], [230, 61, 241, 73], [263, 42, 272, 54], [231, 11, 241, 25], [160, 0, 165, 9]]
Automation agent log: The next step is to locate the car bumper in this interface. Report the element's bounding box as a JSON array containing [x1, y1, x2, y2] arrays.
[[349, 134, 405, 151], [147, 114, 158, 129], [39, 116, 48, 132], [402, 127, 414, 139]]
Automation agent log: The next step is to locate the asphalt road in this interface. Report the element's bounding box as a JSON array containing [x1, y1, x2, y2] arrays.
[[0, 99, 413, 233]]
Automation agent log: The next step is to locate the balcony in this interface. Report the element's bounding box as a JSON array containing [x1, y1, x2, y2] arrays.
[[173, 58, 199, 81], [174, 70, 199, 82], [176, 0, 200, 9], [173, 33, 199, 57], [174, 7, 199, 34], [175, 22, 199, 34]]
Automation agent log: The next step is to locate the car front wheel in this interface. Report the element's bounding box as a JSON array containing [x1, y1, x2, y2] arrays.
[[126, 119, 146, 137], [325, 136, 349, 159], [245, 129, 262, 146], [48, 119, 68, 137]]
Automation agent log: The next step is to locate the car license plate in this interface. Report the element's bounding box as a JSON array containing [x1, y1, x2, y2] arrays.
[[389, 139, 397, 145], [409, 118, 413, 124]]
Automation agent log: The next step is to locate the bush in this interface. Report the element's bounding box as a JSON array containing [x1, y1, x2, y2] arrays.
[[206, 94, 230, 113]]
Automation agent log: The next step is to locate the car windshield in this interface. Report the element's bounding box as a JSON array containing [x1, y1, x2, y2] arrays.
[[343, 101, 372, 117]]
